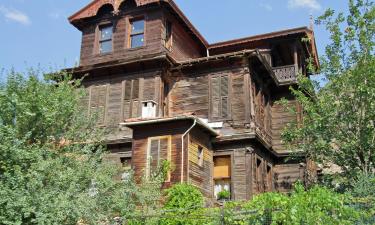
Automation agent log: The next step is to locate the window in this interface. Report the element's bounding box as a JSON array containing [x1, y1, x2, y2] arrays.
[[165, 20, 172, 50], [99, 25, 113, 54], [214, 155, 231, 199], [210, 75, 230, 120], [120, 157, 132, 171], [256, 158, 264, 193], [89, 85, 108, 125], [197, 146, 204, 167], [122, 79, 140, 119], [266, 164, 273, 191], [130, 19, 145, 48], [146, 137, 171, 180]]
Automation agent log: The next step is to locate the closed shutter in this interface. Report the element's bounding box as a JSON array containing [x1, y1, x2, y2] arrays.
[[90, 85, 107, 125], [210, 74, 230, 120], [147, 137, 170, 179], [122, 79, 141, 119]]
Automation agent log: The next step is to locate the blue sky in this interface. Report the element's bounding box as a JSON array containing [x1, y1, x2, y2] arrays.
[[0, 0, 347, 76]]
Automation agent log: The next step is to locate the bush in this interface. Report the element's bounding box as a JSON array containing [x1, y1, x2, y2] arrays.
[[223, 183, 362, 225], [160, 183, 210, 225]]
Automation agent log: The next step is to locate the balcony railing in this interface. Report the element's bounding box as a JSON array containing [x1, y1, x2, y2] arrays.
[[272, 64, 298, 84]]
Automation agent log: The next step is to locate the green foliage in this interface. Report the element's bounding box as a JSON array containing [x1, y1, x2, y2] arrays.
[[159, 183, 210, 225], [280, 0, 375, 180], [223, 183, 362, 225], [217, 190, 230, 200], [0, 70, 164, 225]]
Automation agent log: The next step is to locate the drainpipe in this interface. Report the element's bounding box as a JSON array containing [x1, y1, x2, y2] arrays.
[[181, 119, 197, 183]]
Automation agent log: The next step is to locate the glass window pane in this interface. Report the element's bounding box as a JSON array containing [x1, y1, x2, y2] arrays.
[[131, 34, 144, 48], [131, 20, 144, 34], [100, 26, 113, 40], [100, 40, 112, 53]]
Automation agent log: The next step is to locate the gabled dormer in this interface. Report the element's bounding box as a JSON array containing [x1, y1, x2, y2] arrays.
[[69, 0, 208, 68]]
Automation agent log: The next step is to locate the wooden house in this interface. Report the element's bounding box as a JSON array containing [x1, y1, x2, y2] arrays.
[[68, 0, 319, 201]]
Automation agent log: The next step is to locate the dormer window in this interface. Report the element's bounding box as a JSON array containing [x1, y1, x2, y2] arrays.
[[99, 24, 113, 54], [130, 19, 145, 48]]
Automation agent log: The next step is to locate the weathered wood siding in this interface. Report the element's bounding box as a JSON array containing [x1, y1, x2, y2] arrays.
[[271, 92, 298, 153], [82, 69, 162, 140], [274, 163, 304, 193], [163, 11, 204, 61], [188, 128, 213, 199], [79, 8, 164, 67], [169, 64, 253, 136], [131, 121, 192, 184]]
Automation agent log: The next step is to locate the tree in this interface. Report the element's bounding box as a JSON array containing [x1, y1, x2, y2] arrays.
[[0, 69, 164, 225], [281, 0, 375, 180]]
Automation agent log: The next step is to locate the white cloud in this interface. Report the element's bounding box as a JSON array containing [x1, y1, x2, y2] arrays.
[[259, 3, 273, 11], [0, 6, 31, 25], [288, 0, 321, 11]]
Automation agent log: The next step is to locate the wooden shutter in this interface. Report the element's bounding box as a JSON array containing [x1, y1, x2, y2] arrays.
[[210, 75, 230, 120], [150, 139, 159, 173], [90, 85, 107, 124], [211, 76, 220, 118], [122, 79, 141, 119], [221, 75, 229, 118], [147, 137, 170, 179]]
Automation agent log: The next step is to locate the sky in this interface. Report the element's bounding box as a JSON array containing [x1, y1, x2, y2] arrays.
[[0, 0, 347, 78]]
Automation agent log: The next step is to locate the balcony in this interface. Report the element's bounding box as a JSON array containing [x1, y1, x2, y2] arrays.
[[272, 64, 298, 84]]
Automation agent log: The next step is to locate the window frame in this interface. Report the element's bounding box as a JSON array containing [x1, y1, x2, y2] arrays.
[[97, 23, 113, 54], [213, 153, 233, 200], [209, 74, 232, 121], [128, 17, 145, 49], [146, 136, 172, 181]]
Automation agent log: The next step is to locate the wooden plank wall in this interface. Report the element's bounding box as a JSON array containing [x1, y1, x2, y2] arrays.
[[273, 163, 304, 193], [79, 8, 163, 67], [271, 92, 297, 153], [169, 64, 252, 136], [131, 121, 192, 184], [163, 11, 204, 61], [82, 69, 162, 140], [188, 129, 213, 199]]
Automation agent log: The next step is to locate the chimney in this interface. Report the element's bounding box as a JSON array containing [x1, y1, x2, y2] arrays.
[[142, 100, 158, 118]]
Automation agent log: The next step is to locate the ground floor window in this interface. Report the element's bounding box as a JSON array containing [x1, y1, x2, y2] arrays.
[[213, 155, 231, 200]]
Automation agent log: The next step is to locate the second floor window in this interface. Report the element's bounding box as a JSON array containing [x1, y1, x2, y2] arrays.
[[210, 74, 230, 120], [99, 25, 113, 54], [130, 19, 145, 48], [122, 79, 141, 119], [89, 84, 108, 125]]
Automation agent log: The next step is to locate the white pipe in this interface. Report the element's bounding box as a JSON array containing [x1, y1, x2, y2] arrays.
[[181, 119, 197, 183]]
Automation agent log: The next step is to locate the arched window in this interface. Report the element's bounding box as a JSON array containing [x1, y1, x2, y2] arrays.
[[96, 4, 114, 17], [119, 0, 137, 11]]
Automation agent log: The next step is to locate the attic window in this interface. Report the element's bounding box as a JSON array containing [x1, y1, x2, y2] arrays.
[[130, 19, 145, 48], [99, 25, 113, 54]]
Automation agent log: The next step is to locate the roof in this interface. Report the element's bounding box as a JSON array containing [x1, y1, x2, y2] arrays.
[[69, 0, 208, 47], [68, 0, 319, 70], [208, 27, 320, 69], [120, 115, 220, 137]]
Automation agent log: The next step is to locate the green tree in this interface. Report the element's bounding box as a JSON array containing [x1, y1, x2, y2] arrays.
[[281, 0, 375, 180], [0, 70, 164, 225]]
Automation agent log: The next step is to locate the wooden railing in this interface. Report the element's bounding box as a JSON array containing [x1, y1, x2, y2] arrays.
[[272, 64, 298, 84]]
